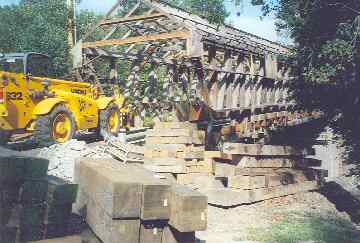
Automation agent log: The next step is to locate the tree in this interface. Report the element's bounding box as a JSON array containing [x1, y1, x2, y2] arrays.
[[167, 0, 230, 24], [241, 0, 360, 169]]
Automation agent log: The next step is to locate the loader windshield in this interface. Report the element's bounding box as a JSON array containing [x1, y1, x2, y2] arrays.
[[0, 57, 24, 73], [26, 54, 51, 77]]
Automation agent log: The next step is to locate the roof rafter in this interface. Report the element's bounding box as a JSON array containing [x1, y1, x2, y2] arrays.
[[100, 13, 167, 27], [82, 31, 190, 48]]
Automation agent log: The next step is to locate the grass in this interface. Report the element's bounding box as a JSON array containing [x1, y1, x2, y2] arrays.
[[249, 212, 360, 243]]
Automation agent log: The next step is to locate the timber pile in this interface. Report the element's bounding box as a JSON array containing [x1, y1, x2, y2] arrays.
[[143, 122, 327, 207], [0, 156, 78, 242], [144, 122, 209, 176], [183, 143, 326, 207], [74, 157, 207, 243]]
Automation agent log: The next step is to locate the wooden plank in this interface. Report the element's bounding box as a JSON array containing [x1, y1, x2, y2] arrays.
[[251, 181, 319, 202], [185, 159, 214, 174], [144, 164, 186, 174], [147, 129, 193, 137], [177, 174, 225, 191], [169, 185, 207, 232], [223, 143, 304, 156], [100, 13, 166, 26], [145, 137, 193, 145], [205, 181, 318, 207], [228, 175, 266, 190], [145, 157, 186, 166], [237, 156, 296, 168], [154, 122, 197, 130], [83, 31, 190, 48]]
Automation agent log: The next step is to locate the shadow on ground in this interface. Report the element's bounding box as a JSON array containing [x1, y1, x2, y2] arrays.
[[320, 181, 360, 224]]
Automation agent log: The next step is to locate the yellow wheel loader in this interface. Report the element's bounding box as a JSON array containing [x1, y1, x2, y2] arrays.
[[0, 52, 128, 146]]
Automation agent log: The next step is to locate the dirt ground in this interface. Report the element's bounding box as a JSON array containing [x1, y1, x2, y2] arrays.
[[196, 191, 360, 243]]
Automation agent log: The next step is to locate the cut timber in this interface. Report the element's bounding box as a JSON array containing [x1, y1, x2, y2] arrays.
[[154, 122, 197, 130], [169, 185, 207, 232], [162, 226, 195, 243], [86, 196, 140, 243], [83, 31, 190, 48], [214, 162, 237, 177], [144, 165, 186, 174], [144, 157, 186, 174], [228, 175, 266, 189], [222, 143, 305, 156], [100, 13, 166, 26], [146, 137, 193, 145], [177, 151, 204, 160], [147, 129, 193, 137], [177, 174, 225, 190], [75, 158, 142, 219], [251, 181, 319, 202], [145, 157, 186, 166], [185, 159, 213, 174], [237, 156, 295, 168], [205, 181, 319, 207], [74, 158, 171, 220], [140, 220, 166, 243]]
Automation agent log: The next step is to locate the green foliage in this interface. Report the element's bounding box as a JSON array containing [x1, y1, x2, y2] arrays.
[[0, 0, 71, 77], [167, 0, 230, 24], [244, 0, 360, 168], [250, 212, 360, 243]]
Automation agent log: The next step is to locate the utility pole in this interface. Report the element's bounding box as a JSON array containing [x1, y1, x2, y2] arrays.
[[66, 0, 77, 49]]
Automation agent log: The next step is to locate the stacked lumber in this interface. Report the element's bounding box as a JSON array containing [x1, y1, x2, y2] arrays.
[[176, 143, 326, 207], [74, 157, 207, 243], [0, 156, 78, 242], [144, 122, 210, 175]]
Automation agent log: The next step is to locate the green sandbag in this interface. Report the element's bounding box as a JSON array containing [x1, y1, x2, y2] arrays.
[[0, 226, 18, 243], [44, 203, 72, 225], [23, 157, 49, 179], [20, 179, 48, 205], [47, 175, 78, 205], [20, 204, 46, 228], [0, 156, 25, 183]]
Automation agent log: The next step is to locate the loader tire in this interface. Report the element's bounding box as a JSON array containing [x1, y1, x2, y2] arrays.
[[99, 103, 121, 139], [34, 104, 76, 147], [0, 130, 11, 146]]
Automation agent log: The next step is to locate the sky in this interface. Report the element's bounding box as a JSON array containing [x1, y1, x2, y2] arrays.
[[0, 0, 282, 42]]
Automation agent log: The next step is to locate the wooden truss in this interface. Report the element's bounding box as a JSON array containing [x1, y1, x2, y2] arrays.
[[76, 0, 294, 118]]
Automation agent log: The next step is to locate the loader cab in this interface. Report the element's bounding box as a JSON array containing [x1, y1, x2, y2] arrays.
[[0, 52, 51, 77]]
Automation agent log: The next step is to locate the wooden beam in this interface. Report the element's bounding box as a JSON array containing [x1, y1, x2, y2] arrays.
[[83, 31, 190, 48], [100, 13, 166, 26], [103, 1, 142, 40]]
